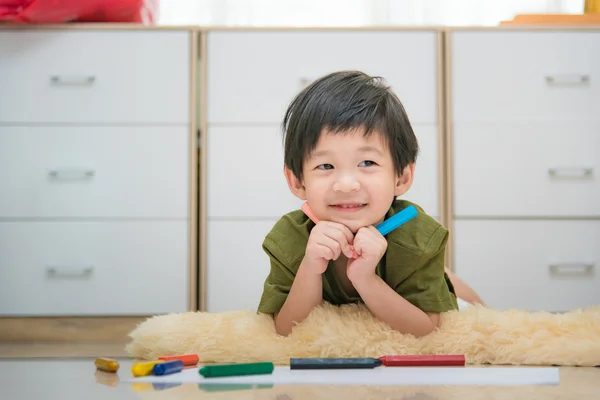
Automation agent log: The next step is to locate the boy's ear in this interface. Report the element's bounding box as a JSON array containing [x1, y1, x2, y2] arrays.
[[284, 167, 307, 200], [394, 163, 415, 197]]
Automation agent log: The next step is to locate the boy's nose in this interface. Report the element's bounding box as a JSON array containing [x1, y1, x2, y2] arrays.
[[332, 175, 360, 193]]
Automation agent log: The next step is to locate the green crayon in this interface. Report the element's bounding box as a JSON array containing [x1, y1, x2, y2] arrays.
[[199, 362, 274, 378]]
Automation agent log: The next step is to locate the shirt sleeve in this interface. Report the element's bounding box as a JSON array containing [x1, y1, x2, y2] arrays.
[[256, 236, 298, 315], [394, 226, 458, 313]]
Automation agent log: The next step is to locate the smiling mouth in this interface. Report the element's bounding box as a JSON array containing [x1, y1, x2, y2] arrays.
[[330, 203, 367, 211]]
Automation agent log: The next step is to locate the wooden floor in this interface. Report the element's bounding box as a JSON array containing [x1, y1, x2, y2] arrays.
[[0, 342, 598, 399]]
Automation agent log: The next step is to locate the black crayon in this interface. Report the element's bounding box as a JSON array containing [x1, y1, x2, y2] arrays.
[[290, 358, 383, 370]]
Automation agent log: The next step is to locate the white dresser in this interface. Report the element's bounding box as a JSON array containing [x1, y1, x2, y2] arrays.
[[3, 26, 596, 321], [0, 28, 196, 316], [204, 29, 444, 312], [449, 29, 600, 312]]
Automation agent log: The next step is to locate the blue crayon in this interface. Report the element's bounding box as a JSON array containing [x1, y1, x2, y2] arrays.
[[375, 205, 418, 236], [153, 360, 184, 376]]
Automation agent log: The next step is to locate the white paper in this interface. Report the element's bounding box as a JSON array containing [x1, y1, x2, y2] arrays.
[[125, 366, 560, 386]]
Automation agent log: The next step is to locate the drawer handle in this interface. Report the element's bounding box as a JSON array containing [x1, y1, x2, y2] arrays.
[[46, 266, 94, 279], [549, 263, 594, 277], [50, 75, 96, 86], [48, 169, 96, 180], [545, 74, 590, 85], [548, 167, 593, 179]]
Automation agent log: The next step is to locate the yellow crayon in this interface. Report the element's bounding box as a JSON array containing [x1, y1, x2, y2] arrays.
[[94, 357, 120, 373], [131, 360, 165, 377]]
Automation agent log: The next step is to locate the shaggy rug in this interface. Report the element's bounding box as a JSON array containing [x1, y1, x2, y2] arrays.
[[126, 303, 600, 367]]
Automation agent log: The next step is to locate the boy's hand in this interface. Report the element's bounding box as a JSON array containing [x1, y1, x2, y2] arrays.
[[346, 226, 387, 283], [304, 221, 355, 274]]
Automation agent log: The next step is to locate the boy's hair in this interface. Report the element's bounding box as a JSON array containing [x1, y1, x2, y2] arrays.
[[282, 70, 419, 182]]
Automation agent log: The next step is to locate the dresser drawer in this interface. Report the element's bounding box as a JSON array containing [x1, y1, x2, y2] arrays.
[[207, 125, 439, 218], [207, 30, 438, 125], [453, 123, 600, 217], [0, 30, 190, 124], [400, 125, 439, 219], [452, 30, 600, 123], [207, 125, 303, 219], [207, 219, 275, 312], [454, 220, 600, 313], [0, 126, 189, 218], [0, 221, 189, 316]]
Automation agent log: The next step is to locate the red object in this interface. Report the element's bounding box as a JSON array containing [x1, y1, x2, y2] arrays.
[[158, 354, 200, 366], [0, 0, 158, 24], [378, 354, 466, 367]]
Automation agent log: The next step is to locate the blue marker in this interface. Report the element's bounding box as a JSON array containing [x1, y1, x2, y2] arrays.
[[375, 205, 418, 236], [302, 202, 418, 237], [153, 360, 184, 376]]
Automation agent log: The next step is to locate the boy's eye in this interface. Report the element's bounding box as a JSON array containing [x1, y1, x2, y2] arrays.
[[359, 160, 376, 167], [316, 164, 334, 170]]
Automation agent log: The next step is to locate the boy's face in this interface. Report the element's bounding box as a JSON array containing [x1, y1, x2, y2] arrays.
[[285, 128, 414, 233]]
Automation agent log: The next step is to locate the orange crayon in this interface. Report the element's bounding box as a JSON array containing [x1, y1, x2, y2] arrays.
[[158, 354, 199, 366]]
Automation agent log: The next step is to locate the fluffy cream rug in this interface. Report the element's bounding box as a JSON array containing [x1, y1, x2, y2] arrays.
[[126, 303, 600, 367]]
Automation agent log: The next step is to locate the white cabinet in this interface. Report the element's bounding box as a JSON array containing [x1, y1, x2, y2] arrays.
[[0, 221, 188, 316], [450, 29, 600, 312], [206, 220, 276, 313], [0, 126, 189, 219], [0, 30, 190, 124], [207, 125, 302, 218], [205, 30, 442, 312], [207, 30, 438, 125], [454, 220, 600, 312], [401, 125, 439, 219], [0, 28, 193, 316], [453, 122, 600, 217], [452, 31, 600, 124]]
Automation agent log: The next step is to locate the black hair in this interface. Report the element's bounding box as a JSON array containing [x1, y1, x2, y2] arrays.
[[282, 70, 419, 182]]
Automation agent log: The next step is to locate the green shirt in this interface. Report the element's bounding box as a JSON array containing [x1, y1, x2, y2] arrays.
[[257, 199, 458, 315]]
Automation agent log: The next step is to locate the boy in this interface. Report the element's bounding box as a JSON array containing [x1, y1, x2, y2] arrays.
[[257, 71, 476, 337]]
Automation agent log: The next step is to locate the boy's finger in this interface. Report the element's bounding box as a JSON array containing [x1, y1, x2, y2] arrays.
[[352, 237, 364, 257], [344, 245, 356, 259], [323, 228, 353, 258], [329, 222, 355, 244], [317, 236, 341, 260], [322, 246, 335, 261], [316, 243, 334, 260], [328, 224, 358, 258]]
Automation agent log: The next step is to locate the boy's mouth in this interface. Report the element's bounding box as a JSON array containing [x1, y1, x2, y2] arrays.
[[330, 203, 366, 211]]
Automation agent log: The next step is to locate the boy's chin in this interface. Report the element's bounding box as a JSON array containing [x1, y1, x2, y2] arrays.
[[340, 219, 378, 234], [325, 211, 383, 232]]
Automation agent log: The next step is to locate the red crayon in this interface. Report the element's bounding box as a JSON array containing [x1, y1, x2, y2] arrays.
[[378, 354, 465, 367], [158, 354, 199, 366]]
